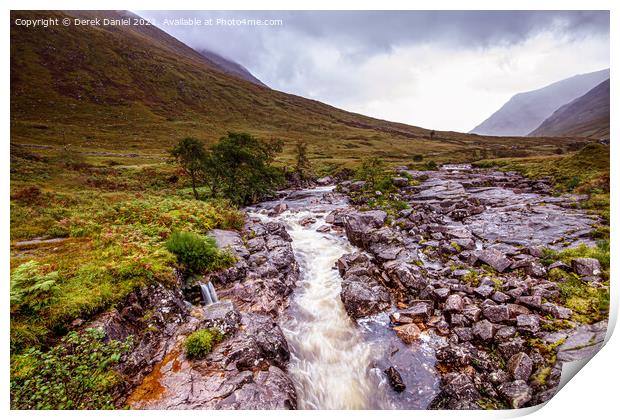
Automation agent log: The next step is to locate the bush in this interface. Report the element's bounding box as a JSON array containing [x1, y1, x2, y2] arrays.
[[165, 231, 235, 274], [185, 328, 224, 359], [11, 261, 59, 314], [10, 328, 132, 409], [412, 154, 424, 162], [425, 160, 438, 170]]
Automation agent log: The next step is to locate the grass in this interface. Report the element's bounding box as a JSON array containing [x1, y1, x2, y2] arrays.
[[184, 328, 224, 359], [10, 146, 244, 353]]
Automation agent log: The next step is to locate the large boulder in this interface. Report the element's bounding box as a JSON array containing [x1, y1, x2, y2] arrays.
[[340, 274, 391, 318], [475, 248, 512, 272], [571, 258, 602, 276], [343, 210, 387, 248]]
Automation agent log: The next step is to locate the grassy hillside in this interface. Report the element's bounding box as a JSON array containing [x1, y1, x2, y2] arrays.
[[11, 10, 587, 171]]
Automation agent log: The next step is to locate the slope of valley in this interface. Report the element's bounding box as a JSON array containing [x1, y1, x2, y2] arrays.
[[11, 10, 581, 167], [529, 79, 610, 138], [471, 69, 610, 137]]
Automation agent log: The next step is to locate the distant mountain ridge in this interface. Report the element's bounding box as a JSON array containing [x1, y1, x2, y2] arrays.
[[529, 79, 610, 139], [470, 68, 610, 136]]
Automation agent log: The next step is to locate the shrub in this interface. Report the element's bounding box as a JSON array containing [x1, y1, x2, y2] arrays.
[[425, 160, 438, 170], [185, 328, 224, 359], [412, 154, 424, 162], [165, 231, 235, 274], [10, 328, 132, 409], [11, 261, 59, 314]]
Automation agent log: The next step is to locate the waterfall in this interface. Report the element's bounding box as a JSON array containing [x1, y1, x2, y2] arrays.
[[199, 281, 218, 305]]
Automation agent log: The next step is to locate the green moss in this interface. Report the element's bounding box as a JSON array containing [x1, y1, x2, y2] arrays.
[[184, 328, 224, 359], [463, 270, 481, 287]]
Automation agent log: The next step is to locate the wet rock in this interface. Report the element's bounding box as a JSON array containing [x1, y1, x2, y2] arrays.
[[202, 301, 241, 335], [549, 261, 570, 271], [473, 319, 494, 341], [325, 209, 347, 226], [516, 314, 540, 333], [474, 284, 494, 298], [316, 225, 331, 233], [462, 305, 482, 322], [498, 338, 526, 360], [571, 258, 602, 276], [316, 176, 333, 185], [299, 216, 316, 226], [516, 295, 542, 310], [384, 366, 406, 392], [498, 380, 532, 409], [340, 275, 391, 319], [443, 372, 482, 402], [491, 291, 511, 303], [216, 366, 297, 410], [476, 248, 512, 272], [383, 260, 428, 291], [482, 305, 510, 323], [507, 352, 533, 381], [401, 301, 434, 323], [454, 327, 473, 342], [269, 202, 288, 216], [444, 294, 464, 313], [392, 177, 409, 187], [495, 326, 517, 341], [350, 180, 367, 191], [343, 210, 387, 248], [394, 323, 421, 344], [221, 313, 291, 371]]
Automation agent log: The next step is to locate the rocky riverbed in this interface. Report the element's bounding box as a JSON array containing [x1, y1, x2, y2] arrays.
[[95, 165, 607, 410]]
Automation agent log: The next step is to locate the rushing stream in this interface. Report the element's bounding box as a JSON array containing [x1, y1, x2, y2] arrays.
[[249, 187, 439, 409]]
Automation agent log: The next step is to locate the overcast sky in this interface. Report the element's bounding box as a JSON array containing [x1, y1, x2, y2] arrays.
[[137, 10, 609, 132]]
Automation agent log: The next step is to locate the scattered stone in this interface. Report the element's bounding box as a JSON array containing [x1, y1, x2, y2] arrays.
[[516, 314, 540, 333], [474, 285, 494, 298], [571, 258, 602, 276], [476, 248, 512, 272], [473, 319, 494, 341], [498, 380, 532, 409], [444, 294, 464, 312], [491, 291, 511, 303], [392, 177, 409, 188], [384, 366, 406, 392], [394, 323, 421, 344], [507, 352, 533, 381], [482, 304, 510, 323]]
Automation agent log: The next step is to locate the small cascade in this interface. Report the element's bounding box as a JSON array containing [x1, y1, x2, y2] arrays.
[[199, 281, 218, 305]]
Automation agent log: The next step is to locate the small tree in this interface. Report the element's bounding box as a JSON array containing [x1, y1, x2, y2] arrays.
[[204, 132, 283, 205], [356, 156, 386, 186], [170, 138, 207, 199], [294, 141, 313, 179]]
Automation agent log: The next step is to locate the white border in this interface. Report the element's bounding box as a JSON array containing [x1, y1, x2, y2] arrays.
[[2, 1, 617, 419]]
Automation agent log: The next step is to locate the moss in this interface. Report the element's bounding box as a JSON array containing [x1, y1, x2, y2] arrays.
[[184, 328, 224, 359], [450, 242, 462, 252], [463, 270, 481, 287]]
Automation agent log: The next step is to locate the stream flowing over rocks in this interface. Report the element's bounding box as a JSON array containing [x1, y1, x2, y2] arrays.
[[94, 165, 606, 410]]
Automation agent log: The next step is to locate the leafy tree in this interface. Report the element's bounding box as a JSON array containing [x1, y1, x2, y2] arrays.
[[294, 141, 313, 179], [356, 156, 386, 186], [10, 328, 132, 409], [170, 138, 207, 199], [204, 132, 283, 205]]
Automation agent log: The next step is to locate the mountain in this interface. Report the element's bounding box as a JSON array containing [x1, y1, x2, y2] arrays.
[[529, 79, 610, 139], [196, 49, 266, 87], [10, 10, 582, 165], [470, 69, 610, 136]]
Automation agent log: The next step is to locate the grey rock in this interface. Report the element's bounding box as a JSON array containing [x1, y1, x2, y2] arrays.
[[516, 314, 540, 333], [507, 352, 533, 381], [498, 380, 532, 409], [482, 304, 510, 323], [445, 294, 464, 312], [473, 319, 494, 341], [571, 257, 602, 276], [476, 248, 512, 272]]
